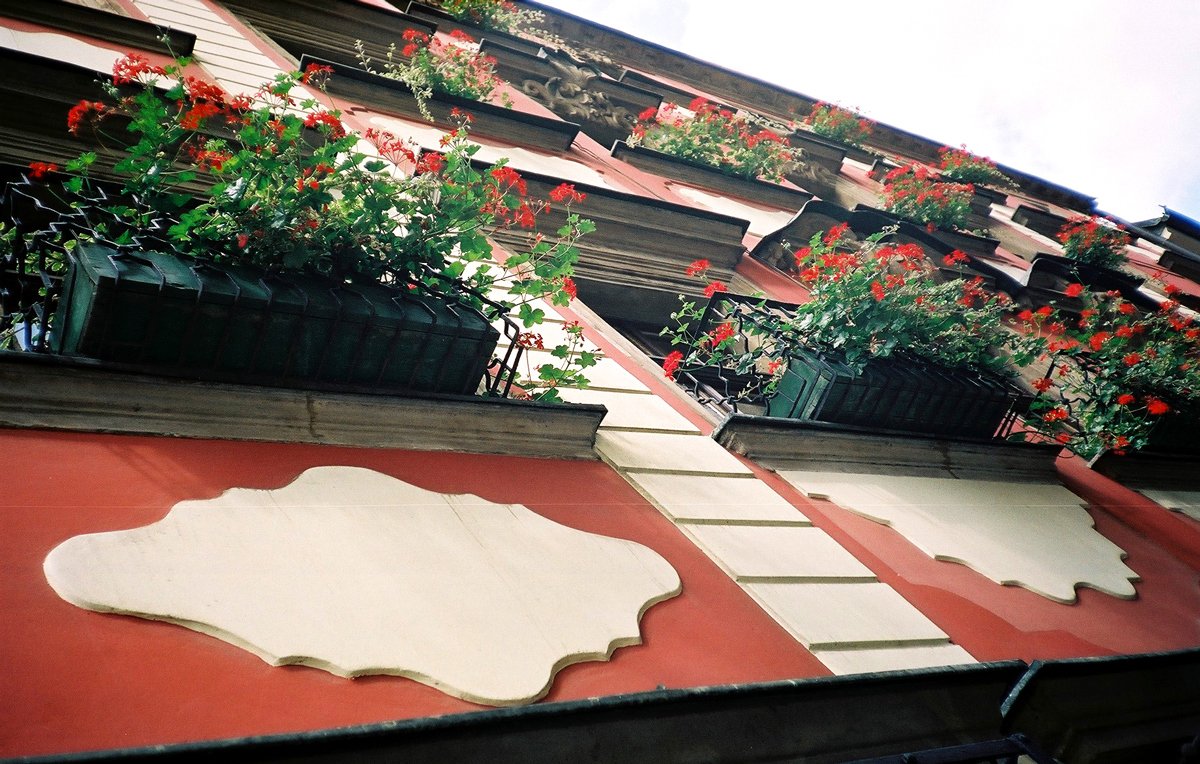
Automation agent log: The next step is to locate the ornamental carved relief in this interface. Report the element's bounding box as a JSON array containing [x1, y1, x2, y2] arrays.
[[44, 466, 681, 706], [521, 56, 638, 133]]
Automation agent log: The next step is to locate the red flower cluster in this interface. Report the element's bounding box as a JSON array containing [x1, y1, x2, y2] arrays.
[[516, 332, 546, 350], [66, 100, 108, 136], [881, 165, 974, 231], [631, 98, 795, 182], [364, 128, 418, 166], [662, 350, 684, 379], [303, 110, 345, 139], [707, 322, 736, 347], [27, 161, 58, 180], [1057, 215, 1130, 269], [549, 183, 586, 204], [111, 53, 166, 85], [703, 281, 728, 298], [936, 146, 1010, 187], [803, 102, 873, 147]]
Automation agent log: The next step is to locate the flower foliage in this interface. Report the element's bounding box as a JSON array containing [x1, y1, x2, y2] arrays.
[[431, 0, 543, 33], [1019, 287, 1200, 458], [1057, 215, 1130, 270], [660, 225, 1038, 394], [45, 54, 594, 400], [937, 146, 1012, 188], [881, 164, 974, 231], [357, 29, 509, 121], [629, 98, 795, 182], [802, 102, 873, 148]]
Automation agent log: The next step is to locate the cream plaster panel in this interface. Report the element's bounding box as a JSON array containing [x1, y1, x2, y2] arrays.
[[557, 388, 698, 433], [627, 473, 809, 524], [369, 115, 618, 190], [781, 472, 1139, 604], [672, 186, 797, 238], [570, 358, 650, 393], [745, 582, 951, 650], [0, 29, 121, 72], [596, 431, 753, 475], [814, 644, 977, 676], [684, 525, 875, 582], [44, 467, 680, 706], [1138, 489, 1200, 523]]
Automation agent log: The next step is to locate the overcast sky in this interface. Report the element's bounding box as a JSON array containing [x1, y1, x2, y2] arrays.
[[537, 0, 1200, 224]]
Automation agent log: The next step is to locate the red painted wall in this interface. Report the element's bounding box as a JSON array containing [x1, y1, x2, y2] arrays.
[[0, 427, 826, 757]]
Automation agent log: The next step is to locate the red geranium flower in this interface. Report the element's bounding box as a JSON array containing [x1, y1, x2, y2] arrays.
[[685, 259, 711, 276], [662, 350, 684, 378], [703, 281, 728, 297], [27, 161, 58, 180], [548, 182, 585, 204], [1116, 393, 1135, 406], [1088, 332, 1111, 350], [1147, 398, 1170, 415], [1064, 283, 1085, 297], [1043, 407, 1069, 423], [66, 100, 108, 135]]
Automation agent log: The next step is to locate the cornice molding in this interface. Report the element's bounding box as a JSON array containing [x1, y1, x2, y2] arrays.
[[611, 141, 813, 211], [480, 40, 661, 150], [304, 56, 580, 152], [714, 414, 1063, 482], [1, 1, 196, 56], [0, 353, 606, 459], [221, 0, 434, 68]]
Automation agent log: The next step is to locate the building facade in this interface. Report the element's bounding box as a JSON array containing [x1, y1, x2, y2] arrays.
[[2, 1, 1199, 761]]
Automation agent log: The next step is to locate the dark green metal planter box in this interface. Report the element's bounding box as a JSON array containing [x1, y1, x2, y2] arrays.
[[53, 243, 500, 395], [765, 350, 1018, 438]]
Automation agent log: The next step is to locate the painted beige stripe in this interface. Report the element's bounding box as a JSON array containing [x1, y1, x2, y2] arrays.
[[573, 359, 651, 393], [557, 389, 698, 434], [744, 582, 951, 651], [627, 473, 810, 525], [596, 431, 753, 476], [813, 644, 976, 676], [1139, 489, 1200, 523], [683, 525, 875, 582]]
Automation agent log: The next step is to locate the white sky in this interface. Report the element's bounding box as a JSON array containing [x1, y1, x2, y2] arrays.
[[537, 0, 1200, 224]]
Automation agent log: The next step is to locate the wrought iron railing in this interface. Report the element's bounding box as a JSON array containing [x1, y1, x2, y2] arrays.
[[0, 167, 526, 398]]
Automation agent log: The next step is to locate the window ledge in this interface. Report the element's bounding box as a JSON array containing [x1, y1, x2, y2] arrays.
[[1090, 450, 1200, 490], [713, 414, 1062, 481], [0, 352, 606, 458], [611, 141, 813, 211]]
